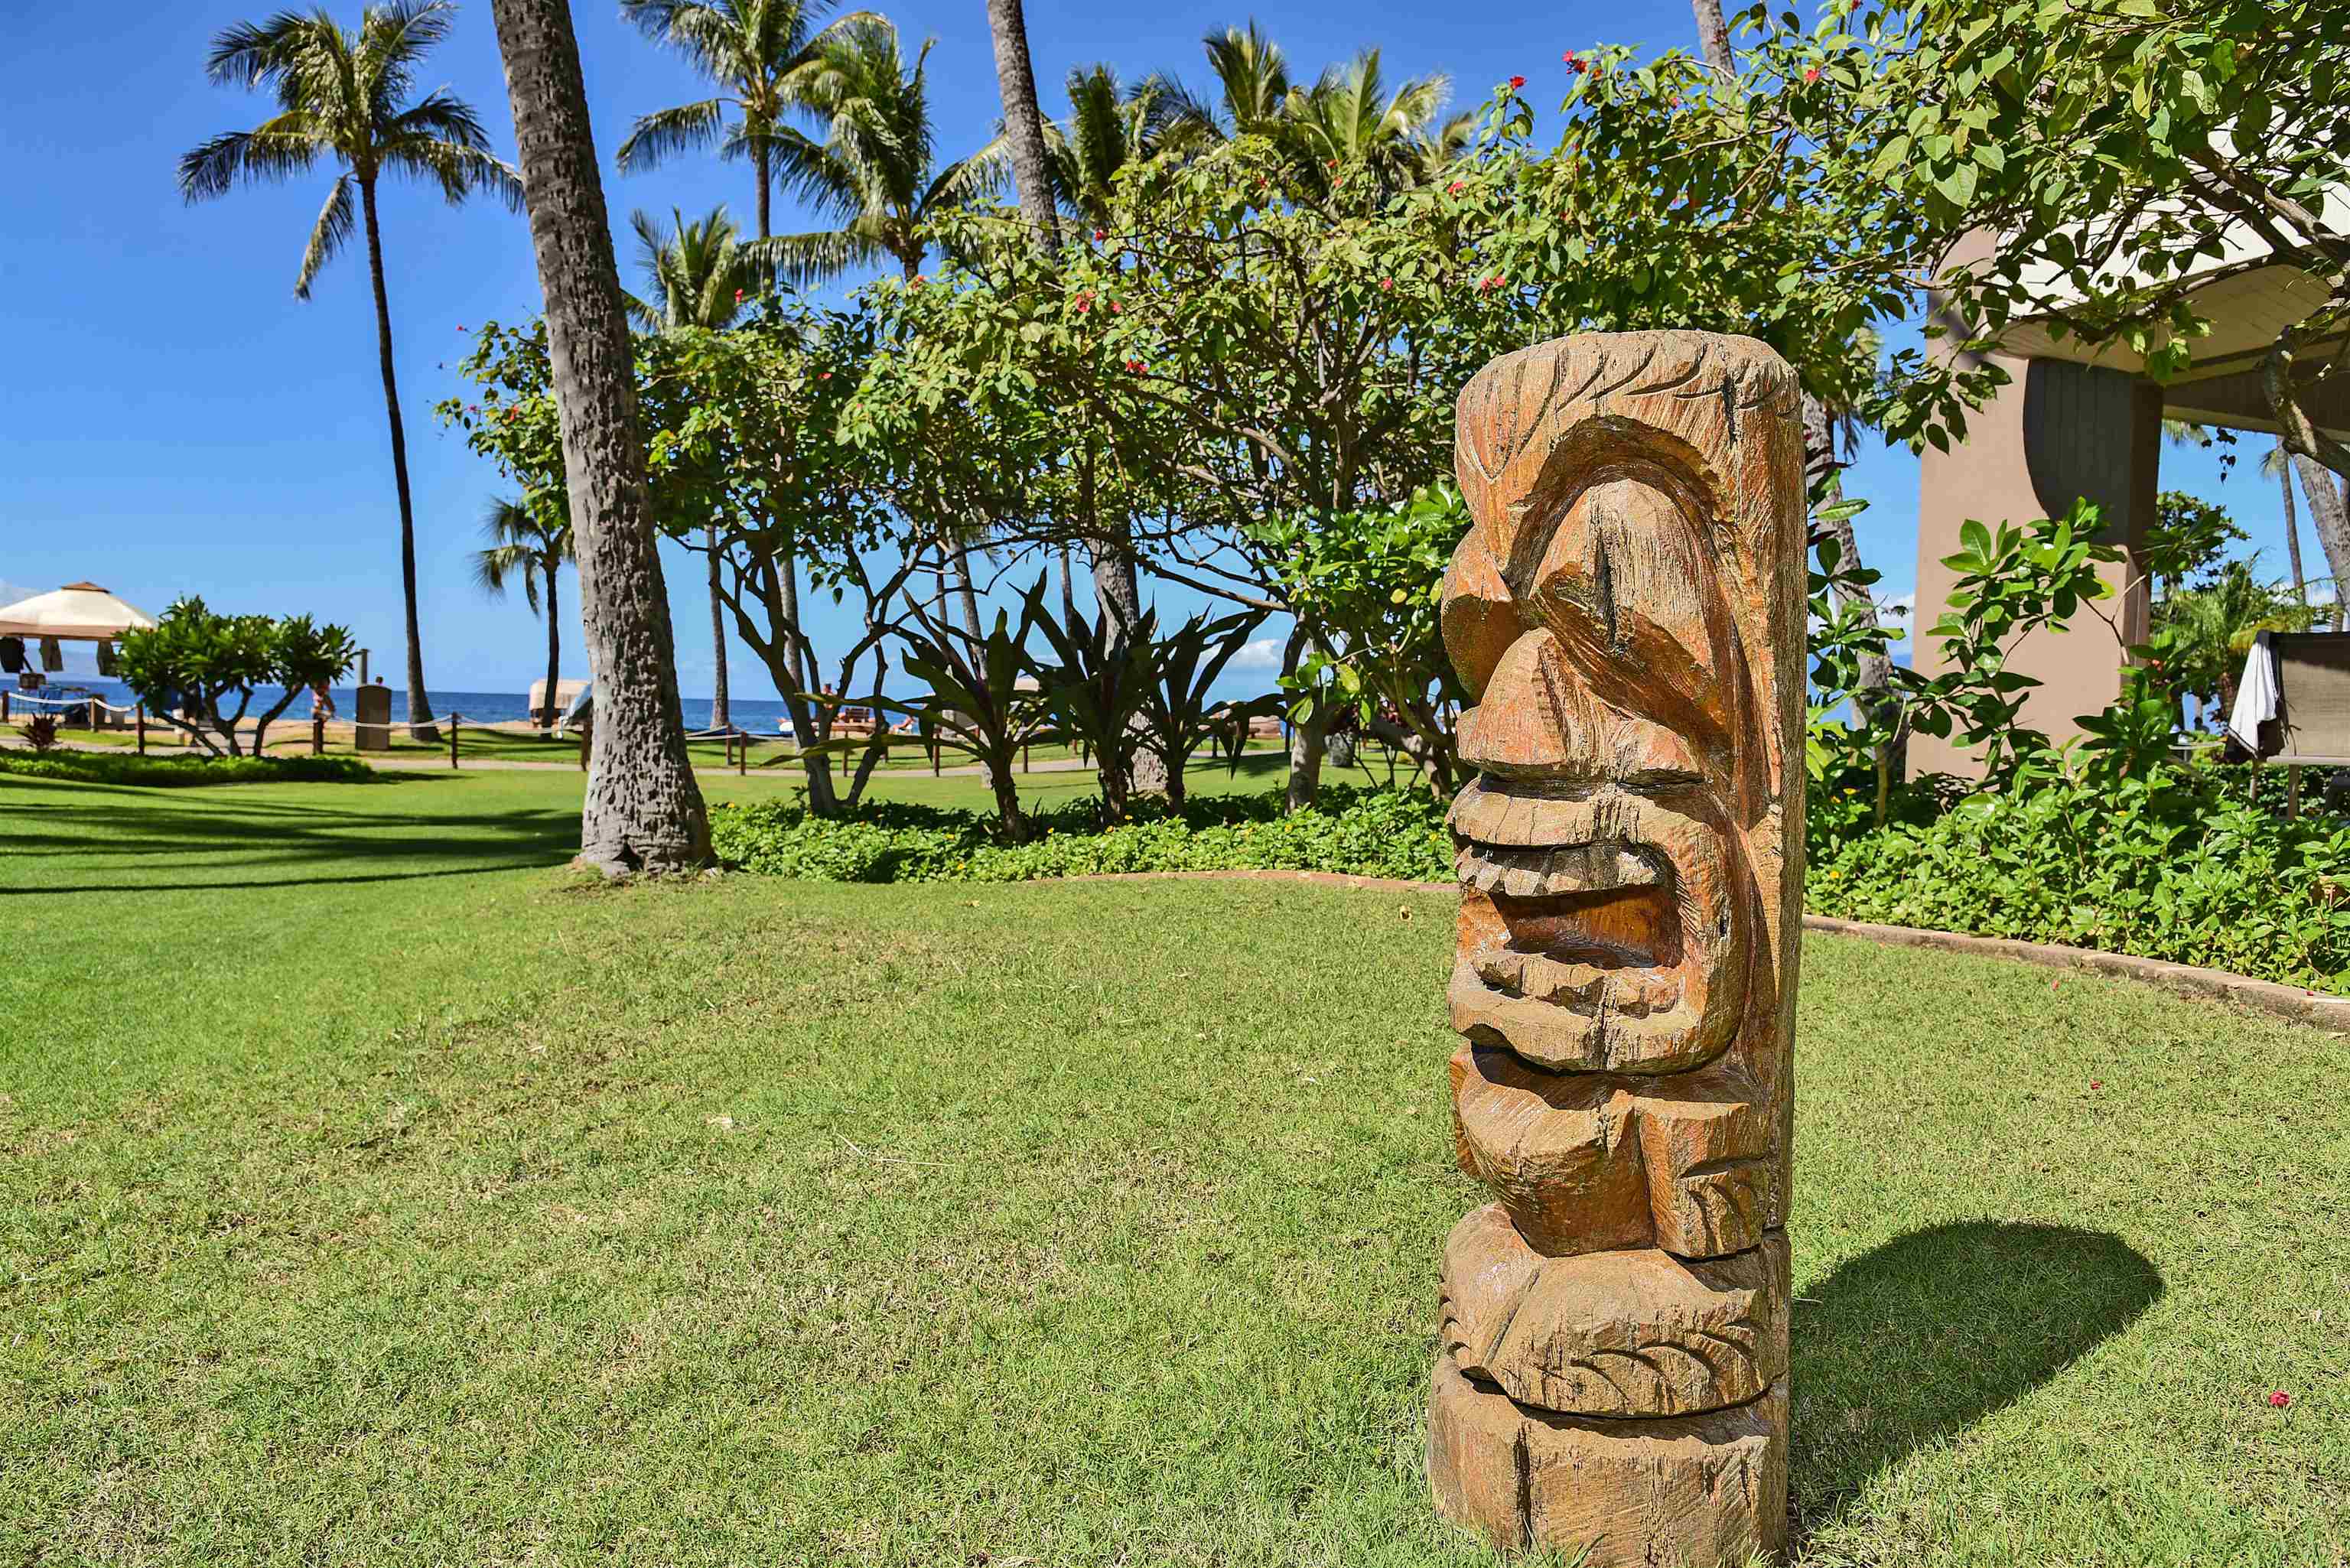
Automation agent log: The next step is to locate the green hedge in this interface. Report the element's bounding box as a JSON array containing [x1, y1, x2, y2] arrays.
[[1808, 767, 2350, 993], [710, 786, 1453, 885], [0, 752, 378, 788], [714, 766, 2349, 994]]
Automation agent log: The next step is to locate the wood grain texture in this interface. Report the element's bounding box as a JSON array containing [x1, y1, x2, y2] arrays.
[[1429, 1353, 1788, 1568], [1427, 331, 1805, 1561]]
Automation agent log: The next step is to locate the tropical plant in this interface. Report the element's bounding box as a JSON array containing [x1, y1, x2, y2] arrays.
[[178, 0, 519, 747], [487, 0, 710, 873], [628, 204, 756, 330], [115, 598, 357, 758], [1842, 0, 2350, 608], [1024, 581, 1159, 822], [15, 715, 60, 753], [1252, 483, 1473, 798], [976, 65, 1185, 230], [1278, 50, 1468, 197], [474, 496, 576, 730], [1131, 608, 1276, 808], [614, 0, 869, 242], [757, 18, 996, 285], [874, 595, 1047, 839], [1164, 21, 1293, 139]]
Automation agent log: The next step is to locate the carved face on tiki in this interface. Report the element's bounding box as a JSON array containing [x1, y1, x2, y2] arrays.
[[1441, 337, 1803, 1081], [1427, 333, 1805, 1566]]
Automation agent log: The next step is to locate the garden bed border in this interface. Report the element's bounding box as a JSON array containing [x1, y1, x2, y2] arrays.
[[1069, 869, 2350, 1034]]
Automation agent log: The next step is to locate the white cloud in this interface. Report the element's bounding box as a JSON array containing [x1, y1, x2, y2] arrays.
[[1229, 636, 1287, 672], [1877, 591, 1913, 639]]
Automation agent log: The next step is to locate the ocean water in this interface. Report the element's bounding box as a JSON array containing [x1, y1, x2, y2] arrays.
[[6, 677, 801, 733]]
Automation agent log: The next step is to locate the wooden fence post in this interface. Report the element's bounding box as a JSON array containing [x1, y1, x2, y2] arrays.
[[450, 714, 460, 770], [737, 730, 747, 776]]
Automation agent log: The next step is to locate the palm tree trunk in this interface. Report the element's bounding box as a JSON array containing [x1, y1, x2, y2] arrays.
[[706, 523, 730, 731], [985, 0, 1062, 252], [358, 175, 438, 746], [950, 546, 982, 640], [542, 558, 562, 732], [1689, 0, 1734, 71], [2293, 453, 2350, 632], [755, 142, 771, 242], [490, 0, 709, 873], [2278, 446, 2307, 606]]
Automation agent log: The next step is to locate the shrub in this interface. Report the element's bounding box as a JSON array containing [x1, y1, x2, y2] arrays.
[[710, 785, 1453, 886], [0, 752, 378, 788], [1809, 764, 2350, 992], [15, 714, 60, 753]]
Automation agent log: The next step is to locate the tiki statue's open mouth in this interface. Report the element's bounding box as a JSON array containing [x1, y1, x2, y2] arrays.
[[1448, 776, 1745, 1075]]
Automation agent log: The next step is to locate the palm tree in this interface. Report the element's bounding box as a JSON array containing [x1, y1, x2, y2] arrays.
[[975, 66, 1186, 230], [487, 0, 710, 873], [1167, 21, 1293, 138], [629, 204, 756, 729], [2262, 438, 2311, 608], [1279, 50, 1465, 195], [474, 498, 574, 730], [1164, 31, 1459, 199], [614, 0, 871, 243], [628, 205, 756, 330], [757, 18, 996, 284], [180, 1, 519, 746]]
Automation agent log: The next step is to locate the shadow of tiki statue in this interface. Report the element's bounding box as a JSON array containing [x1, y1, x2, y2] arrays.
[[1427, 331, 1809, 1566]]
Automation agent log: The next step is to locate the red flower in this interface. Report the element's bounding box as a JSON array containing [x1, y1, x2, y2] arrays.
[[1075, 292, 1092, 313], [467, 404, 479, 415], [2089, 1079, 2102, 1090], [734, 288, 745, 301], [1379, 278, 1394, 291], [1447, 180, 1466, 195], [910, 276, 924, 288], [1509, 75, 1526, 89], [1107, 301, 1121, 314], [1478, 274, 1504, 293], [1804, 67, 1821, 83], [2269, 1391, 2292, 1408], [1093, 229, 1105, 241], [818, 371, 831, 380], [457, 324, 467, 332], [1125, 359, 1146, 374]]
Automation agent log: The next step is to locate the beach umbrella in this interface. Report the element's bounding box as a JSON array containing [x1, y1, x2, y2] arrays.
[[0, 583, 159, 641]]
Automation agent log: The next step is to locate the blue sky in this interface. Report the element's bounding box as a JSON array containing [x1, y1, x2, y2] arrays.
[[0, 0, 2309, 700]]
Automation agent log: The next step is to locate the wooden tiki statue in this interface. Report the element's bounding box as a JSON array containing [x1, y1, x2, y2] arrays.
[[1427, 331, 1806, 1565]]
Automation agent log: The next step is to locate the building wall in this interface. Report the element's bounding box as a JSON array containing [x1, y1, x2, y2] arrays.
[[1909, 353, 2158, 778]]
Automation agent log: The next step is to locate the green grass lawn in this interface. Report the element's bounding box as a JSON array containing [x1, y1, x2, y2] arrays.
[[2, 769, 2343, 1566]]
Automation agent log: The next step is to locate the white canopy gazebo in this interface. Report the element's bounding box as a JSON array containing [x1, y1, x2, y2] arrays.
[[0, 582, 158, 642]]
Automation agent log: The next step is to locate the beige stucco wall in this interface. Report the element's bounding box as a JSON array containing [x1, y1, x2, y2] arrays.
[[1909, 352, 2156, 779]]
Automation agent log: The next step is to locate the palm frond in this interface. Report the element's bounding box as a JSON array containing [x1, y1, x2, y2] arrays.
[[616, 98, 731, 171], [382, 135, 523, 210], [176, 119, 324, 201], [744, 228, 887, 288], [295, 173, 356, 298], [203, 8, 318, 88]]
